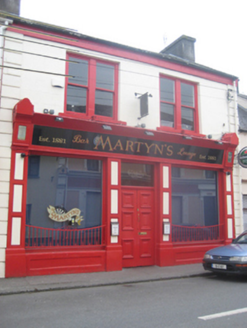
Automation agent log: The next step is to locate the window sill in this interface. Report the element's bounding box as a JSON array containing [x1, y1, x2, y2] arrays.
[[157, 126, 205, 138], [59, 112, 126, 126]]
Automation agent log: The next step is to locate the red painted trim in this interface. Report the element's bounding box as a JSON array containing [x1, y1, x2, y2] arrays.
[[7, 25, 237, 87], [224, 172, 236, 239], [218, 171, 227, 240], [105, 245, 122, 271], [194, 84, 199, 134], [106, 158, 112, 246], [7, 150, 29, 249], [6, 249, 106, 277], [107, 158, 122, 247], [7, 151, 15, 248], [6, 98, 239, 277], [12, 100, 237, 156], [175, 80, 181, 130]]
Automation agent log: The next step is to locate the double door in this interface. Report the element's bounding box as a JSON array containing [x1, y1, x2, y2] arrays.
[[121, 188, 154, 267]]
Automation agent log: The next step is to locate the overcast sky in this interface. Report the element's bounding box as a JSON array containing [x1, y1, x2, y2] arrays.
[[20, 0, 247, 94]]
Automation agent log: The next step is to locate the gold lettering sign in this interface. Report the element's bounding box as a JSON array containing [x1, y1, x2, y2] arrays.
[[47, 206, 83, 225], [72, 135, 89, 144], [33, 126, 224, 164], [177, 147, 196, 160]]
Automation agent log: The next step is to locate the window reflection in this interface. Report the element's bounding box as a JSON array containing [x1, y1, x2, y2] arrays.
[[67, 85, 87, 113], [160, 78, 175, 102], [172, 167, 218, 227], [181, 107, 194, 130], [68, 57, 88, 85], [95, 90, 113, 117], [96, 63, 114, 90], [181, 83, 194, 107], [121, 163, 154, 186], [26, 156, 102, 230], [161, 103, 174, 127]]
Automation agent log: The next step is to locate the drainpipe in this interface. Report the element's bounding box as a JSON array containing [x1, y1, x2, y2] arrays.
[[233, 80, 243, 233], [0, 19, 13, 108], [0, 25, 6, 109]]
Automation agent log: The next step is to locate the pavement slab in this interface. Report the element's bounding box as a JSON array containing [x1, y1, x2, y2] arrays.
[[0, 263, 209, 295]]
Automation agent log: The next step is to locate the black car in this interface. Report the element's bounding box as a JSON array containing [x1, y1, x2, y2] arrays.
[[203, 231, 247, 275]]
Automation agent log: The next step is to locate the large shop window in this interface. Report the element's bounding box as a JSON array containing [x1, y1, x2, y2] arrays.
[[160, 76, 198, 133], [66, 55, 118, 121], [171, 167, 220, 242], [25, 156, 103, 247]]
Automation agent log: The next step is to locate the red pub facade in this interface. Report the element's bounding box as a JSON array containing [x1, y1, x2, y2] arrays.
[[0, 12, 239, 277]]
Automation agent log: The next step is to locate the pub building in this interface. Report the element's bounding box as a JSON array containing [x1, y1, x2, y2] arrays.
[[0, 11, 239, 277]]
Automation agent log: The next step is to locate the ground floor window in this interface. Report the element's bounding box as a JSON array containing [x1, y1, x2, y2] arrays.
[[26, 156, 103, 247], [171, 167, 219, 242]]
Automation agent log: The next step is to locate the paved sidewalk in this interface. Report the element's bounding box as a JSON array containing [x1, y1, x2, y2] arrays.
[[0, 263, 209, 295]]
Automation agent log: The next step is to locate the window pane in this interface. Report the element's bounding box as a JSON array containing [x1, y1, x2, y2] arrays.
[[171, 167, 180, 177], [67, 85, 87, 113], [205, 170, 215, 179], [181, 83, 194, 107], [160, 78, 175, 102], [95, 90, 113, 117], [96, 62, 114, 90], [160, 103, 174, 127], [68, 57, 88, 85], [181, 107, 194, 130], [121, 163, 154, 186], [26, 156, 102, 235], [87, 159, 99, 171], [172, 167, 218, 227], [69, 57, 88, 86], [28, 156, 40, 178]]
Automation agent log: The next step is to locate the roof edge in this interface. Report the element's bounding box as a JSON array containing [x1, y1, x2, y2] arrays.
[[0, 11, 239, 82]]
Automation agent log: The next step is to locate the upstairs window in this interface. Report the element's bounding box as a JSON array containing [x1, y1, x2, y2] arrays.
[[160, 76, 198, 133], [66, 55, 118, 121]]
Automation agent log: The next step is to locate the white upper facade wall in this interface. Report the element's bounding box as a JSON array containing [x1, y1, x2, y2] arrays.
[[3, 28, 237, 137]]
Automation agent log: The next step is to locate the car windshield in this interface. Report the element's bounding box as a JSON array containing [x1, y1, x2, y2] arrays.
[[234, 233, 247, 244]]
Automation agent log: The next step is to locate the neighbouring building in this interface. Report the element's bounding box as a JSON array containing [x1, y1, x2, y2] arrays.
[[0, 8, 241, 278], [238, 94, 247, 230]]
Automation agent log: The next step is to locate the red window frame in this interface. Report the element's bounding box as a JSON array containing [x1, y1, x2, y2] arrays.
[[65, 54, 119, 122], [159, 75, 199, 134]]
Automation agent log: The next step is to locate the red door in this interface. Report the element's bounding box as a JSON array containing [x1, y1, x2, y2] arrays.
[[121, 188, 154, 267]]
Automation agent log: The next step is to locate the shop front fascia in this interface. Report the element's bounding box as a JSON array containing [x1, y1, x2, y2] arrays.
[[6, 98, 238, 277]]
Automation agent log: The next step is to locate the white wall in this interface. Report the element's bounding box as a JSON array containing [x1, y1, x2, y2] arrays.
[[4, 29, 234, 134], [0, 29, 20, 277]]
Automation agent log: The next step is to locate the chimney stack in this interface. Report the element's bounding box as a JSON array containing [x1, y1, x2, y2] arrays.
[[0, 0, 20, 15], [160, 35, 196, 62]]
